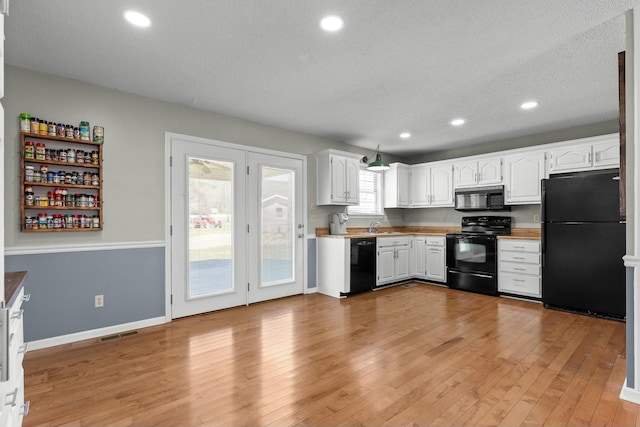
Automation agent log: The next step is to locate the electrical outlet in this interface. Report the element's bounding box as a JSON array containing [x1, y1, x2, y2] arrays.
[[310, 202, 316, 210], [383, 215, 388, 223], [95, 294, 104, 308], [311, 214, 317, 222], [533, 214, 540, 223]]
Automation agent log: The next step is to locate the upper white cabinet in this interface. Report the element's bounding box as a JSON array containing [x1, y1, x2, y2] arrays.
[[504, 150, 546, 205], [408, 162, 454, 208], [384, 163, 410, 208], [410, 165, 430, 207], [548, 135, 619, 174], [454, 157, 502, 188], [315, 149, 361, 205]]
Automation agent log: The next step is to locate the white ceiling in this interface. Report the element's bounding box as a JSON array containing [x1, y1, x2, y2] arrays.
[[4, 1, 638, 157]]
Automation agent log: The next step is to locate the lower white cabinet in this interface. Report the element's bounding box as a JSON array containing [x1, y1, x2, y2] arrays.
[[498, 239, 541, 298], [377, 236, 410, 286], [425, 237, 446, 282], [1, 287, 30, 427], [410, 237, 426, 278]]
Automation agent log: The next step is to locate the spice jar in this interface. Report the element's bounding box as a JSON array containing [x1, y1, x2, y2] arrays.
[[79, 121, 90, 140], [39, 213, 48, 229], [25, 166, 34, 182], [25, 141, 34, 159], [47, 122, 56, 136], [92, 216, 100, 228], [30, 117, 39, 134], [35, 142, 46, 160], [65, 125, 74, 138], [19, 113, 31, 132], [56, 123, 65, 137], [39, 121, 48, 136]]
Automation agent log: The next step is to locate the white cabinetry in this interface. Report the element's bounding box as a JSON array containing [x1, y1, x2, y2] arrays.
[[316, 238, 350, 298], [410, 166, 430, 207], [377, 236, 410, 286], [498, 239, 541, 298], [504, 150, 546, 204], [315, 149, 360, 205], [384, 163, 410, 208], [410, 236, 426, 278], [548, 135, 619, 174], [425, 236, 446, 282], [1, 286, 30, 427], [409, 163, 454, 208], [455, 157, 502, 188]]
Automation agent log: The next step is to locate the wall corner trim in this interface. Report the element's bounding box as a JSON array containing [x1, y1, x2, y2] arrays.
[[624, 255, 640, 268], [621, 380, 640, 404]]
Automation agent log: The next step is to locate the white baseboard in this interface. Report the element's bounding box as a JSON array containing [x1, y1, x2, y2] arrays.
[[305, 286, 318, 294], [620, 380, 640, 404], [26, 316, 167, 351]]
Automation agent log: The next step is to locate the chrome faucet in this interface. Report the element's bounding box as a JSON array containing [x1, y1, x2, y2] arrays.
[[368, 221, 381, 233]]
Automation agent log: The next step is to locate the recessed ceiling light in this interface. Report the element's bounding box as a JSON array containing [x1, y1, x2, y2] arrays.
[[521, 101, 539, 110], [399, 132, 411, 139], [320, 15, 344, 32], [450, 118, 465, 126], [124, 10, 151, 27]]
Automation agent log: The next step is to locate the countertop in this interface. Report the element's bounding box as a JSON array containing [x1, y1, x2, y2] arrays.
[[316, 226, 541, 240], [316, 226, 457, 239], [5, 271, 28, 308]]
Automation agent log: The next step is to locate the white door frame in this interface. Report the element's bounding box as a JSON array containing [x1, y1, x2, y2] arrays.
[[164, 132, 308, 322]]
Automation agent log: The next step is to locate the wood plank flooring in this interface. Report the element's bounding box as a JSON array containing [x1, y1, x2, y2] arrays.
[[23, 283, 635, 426]]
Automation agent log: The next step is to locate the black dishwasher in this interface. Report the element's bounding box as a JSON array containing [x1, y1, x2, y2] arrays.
[[350, 238, 376, 294]]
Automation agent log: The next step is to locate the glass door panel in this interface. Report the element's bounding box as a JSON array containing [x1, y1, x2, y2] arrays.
[[188, 157, 234, 297], [261, 167, 294, 286]]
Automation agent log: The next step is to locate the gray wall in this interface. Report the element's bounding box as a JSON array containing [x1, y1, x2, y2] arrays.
[[4, 66, 401, 245], [404, 205, 541, 228]]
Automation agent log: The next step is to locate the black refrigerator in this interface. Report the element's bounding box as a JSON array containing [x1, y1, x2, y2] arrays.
[[541, 169, 626, 320]]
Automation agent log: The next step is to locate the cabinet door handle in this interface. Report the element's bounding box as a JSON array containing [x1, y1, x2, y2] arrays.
[[23, 294, 31, 303], [4, 388, 18, 407], [18, 343, 28, 354], [588, 152, 592, 164], [512, 256, 525, 260], [513, 267, 526, 271], [20, 401, 31, 416], [11, 309, 24, 320]]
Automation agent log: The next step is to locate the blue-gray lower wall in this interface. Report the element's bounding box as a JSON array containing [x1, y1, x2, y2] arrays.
[[5, 246, 165, 342], [307, 237, 316, 289], [628, 266, 635, 389]]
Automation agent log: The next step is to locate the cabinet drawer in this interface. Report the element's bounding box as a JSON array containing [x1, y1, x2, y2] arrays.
[[499, 240, 540, 253], [500, 251, 540, 264], [425, 236, 445, 246], [500, 261, 540, 276], [377, 236, 410, 248], [499, 273, 541, 297]]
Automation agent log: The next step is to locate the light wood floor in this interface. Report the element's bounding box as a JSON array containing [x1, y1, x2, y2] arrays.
[[23, 283, 637, 426]]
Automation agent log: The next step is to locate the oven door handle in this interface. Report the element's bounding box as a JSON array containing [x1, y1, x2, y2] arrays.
[[449, 270, 493, 279]]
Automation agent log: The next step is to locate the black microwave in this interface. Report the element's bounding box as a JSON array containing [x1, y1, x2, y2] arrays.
[[454, 185, 510, 212]]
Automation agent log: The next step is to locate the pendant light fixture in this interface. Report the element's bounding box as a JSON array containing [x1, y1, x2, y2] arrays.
[[362, 145, 390, 171]]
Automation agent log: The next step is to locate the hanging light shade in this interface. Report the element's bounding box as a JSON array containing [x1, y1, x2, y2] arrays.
[[366, 146, 390, 171]]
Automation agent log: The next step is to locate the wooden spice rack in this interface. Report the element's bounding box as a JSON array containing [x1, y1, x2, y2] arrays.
[[20, 131, 103, 232]]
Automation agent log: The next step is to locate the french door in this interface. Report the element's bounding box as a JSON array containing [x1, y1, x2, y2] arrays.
[[169, 135, 304, 319], [247, 152, 304, 304]]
